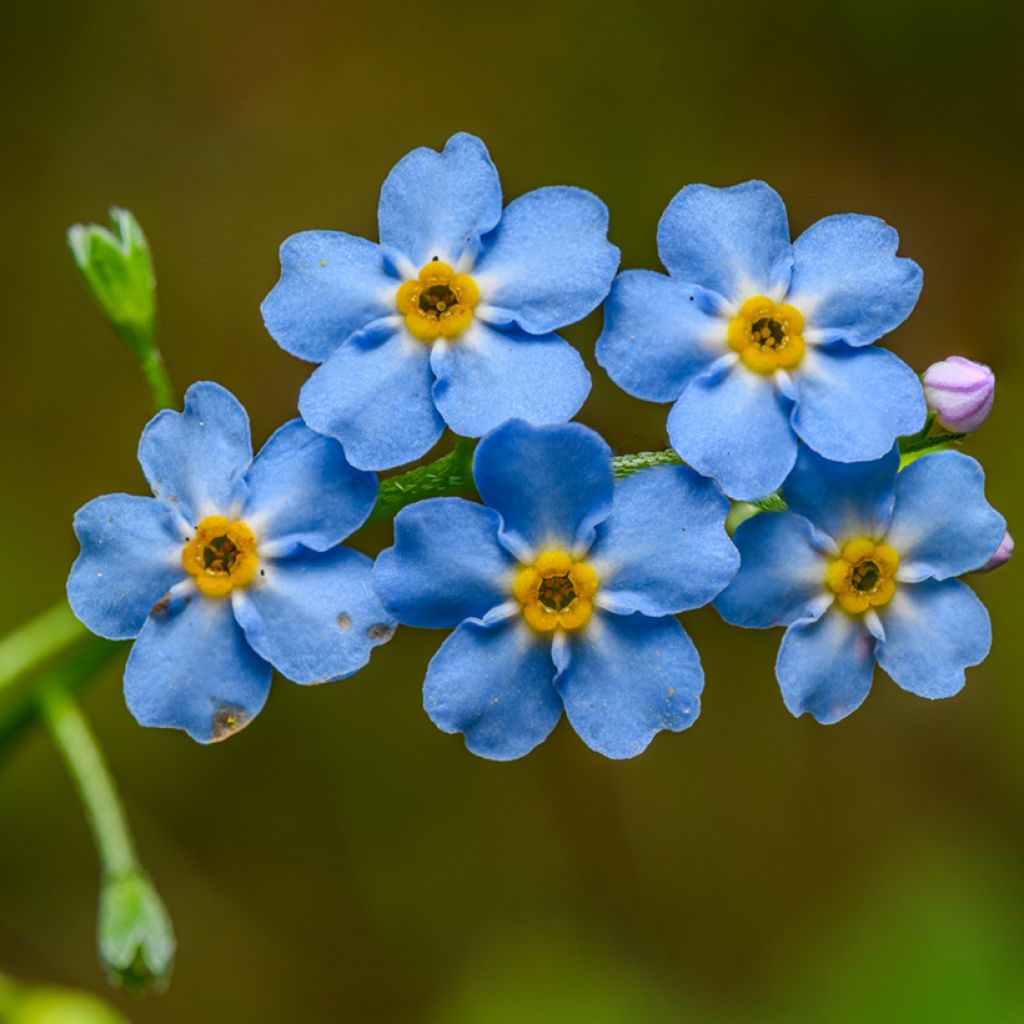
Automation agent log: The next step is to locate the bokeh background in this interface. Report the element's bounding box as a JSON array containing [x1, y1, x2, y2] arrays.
[[2, 1, 1023, 1020]]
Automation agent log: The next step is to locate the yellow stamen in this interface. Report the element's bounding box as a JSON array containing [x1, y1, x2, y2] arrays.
[[396, 260, 480, 342], [181, 516, 259, 598], [513, 549, 599, 633], [727, 295, 806, 374], [825, 537, 900, 615]]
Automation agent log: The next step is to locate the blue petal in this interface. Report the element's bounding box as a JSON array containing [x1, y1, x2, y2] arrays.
[[589, 465, 738, 615], [791, 343, 926, 462], [715, 512, 830, 628], [298, 320, 444, 471], [233, 547, 391, 685], [776, 608, 876, 724], [595, 270, 726, 403], [430, 321, 590, 438], [656, 181, 792, 301], [422, 617, 561, 761], [244, 419, 377, 552], [556, 611, 702, 759], [260, 231, 396, 363], [473, 186, 619, 334], [884, 452, 1006, 581], [377, 133, 502, 267], [374, 498, 515, 628], [875, 578, 991, 699], [668, 362, 797, 501], [124, 591, 271, 743], [138, 381, 252, 523], [473, 420, 614, 557], [788, 214, 923, 347], [67, 494, 185, 640], [783, 443, 899, 543]]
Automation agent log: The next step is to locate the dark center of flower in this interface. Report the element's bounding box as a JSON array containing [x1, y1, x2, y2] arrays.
[[751, 317, 787, 351], [203, 535, 241, 574], [537, 574, 577, 611], [419, 284, 459, 316], [851, 559, 881, 592]]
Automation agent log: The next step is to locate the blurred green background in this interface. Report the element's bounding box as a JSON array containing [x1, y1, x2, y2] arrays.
[[2, 1, 1023, 1020]]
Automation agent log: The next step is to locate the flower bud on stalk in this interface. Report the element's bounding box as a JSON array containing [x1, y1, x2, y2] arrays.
[[98, 869, 176, 993], [923, 356, 995, 433]]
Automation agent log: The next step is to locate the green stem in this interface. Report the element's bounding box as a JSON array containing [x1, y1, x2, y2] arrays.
[[899, 429, 967, 455], [131, 334, 176, 412], [612, 449, 685, 478], [0, 637, 119, 759], [367, 436, 477, 525], [39, 672, 137, 878], [0, 602, 88, 697]]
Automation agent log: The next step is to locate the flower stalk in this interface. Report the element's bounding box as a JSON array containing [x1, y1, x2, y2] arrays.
[[38, 671, 175, 992]]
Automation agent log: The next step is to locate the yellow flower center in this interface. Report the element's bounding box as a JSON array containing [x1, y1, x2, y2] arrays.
[[396, 259, 480, 342], [825, 537, 900, 615], [181, 516, 259, 598], [512, 550, 599, 633], [727, 295, 806, 374]]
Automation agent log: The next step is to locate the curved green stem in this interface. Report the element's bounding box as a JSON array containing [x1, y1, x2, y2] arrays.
[[367, 436, 477, 525], [40, 675, 137, 877], [0, 602, 88, 697], [0, 637, 119, 757]]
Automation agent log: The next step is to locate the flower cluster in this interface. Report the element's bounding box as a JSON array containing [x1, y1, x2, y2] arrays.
[[69, 133, 1009, 757]]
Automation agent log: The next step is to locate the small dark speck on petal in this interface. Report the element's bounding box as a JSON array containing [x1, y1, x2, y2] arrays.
[[107, 516, 114, 524], [212, 703, 251, 740], [336, 612, 351, 630], [367, 623, 395, 643]]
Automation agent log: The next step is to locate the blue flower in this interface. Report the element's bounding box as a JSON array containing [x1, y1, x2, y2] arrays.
[[597, 181, 927, 500], [373, 420, 738, 760], [67, 381, 394, 743], [262, 132, 620, 471], [715, 445, 1006, 723]]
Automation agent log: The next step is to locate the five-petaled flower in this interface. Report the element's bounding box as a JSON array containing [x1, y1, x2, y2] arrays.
[[261, 132, 620, 471], [715, 445, 1005, 723], [373, 420, 739, 760], [597, 181, 927, 500], [67, 382, 394, 742]]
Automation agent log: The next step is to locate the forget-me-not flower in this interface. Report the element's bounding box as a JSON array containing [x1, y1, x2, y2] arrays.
[[262, 132, 620, 471], [597, 181, 927, 500], [715, 444, 1005, 723], [373, 420, 739, 760], [67, 382, 394, 742]]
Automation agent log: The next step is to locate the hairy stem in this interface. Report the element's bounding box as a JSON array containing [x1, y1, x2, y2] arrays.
[[611, 449, 686, 478], [368, 437, 477, 524]]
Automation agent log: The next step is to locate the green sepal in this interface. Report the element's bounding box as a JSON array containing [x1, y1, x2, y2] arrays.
[[98, 869, 176, 994], [68, 208, 155, 356]]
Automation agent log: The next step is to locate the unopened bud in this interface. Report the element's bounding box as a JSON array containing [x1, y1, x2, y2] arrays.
[[98, 870, 175, 993], [923, 356, 995, 433]]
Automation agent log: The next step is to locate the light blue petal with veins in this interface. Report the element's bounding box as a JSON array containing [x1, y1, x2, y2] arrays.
[[596, 269, 726, 403], [557, 611, 703, 759], [875, 578, 990, 699], [422, 617, 561, 761]]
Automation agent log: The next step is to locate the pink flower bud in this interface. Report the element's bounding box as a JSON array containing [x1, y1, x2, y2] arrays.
[[974, 530, 1013, 573], [923, 356, 995, 433]]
